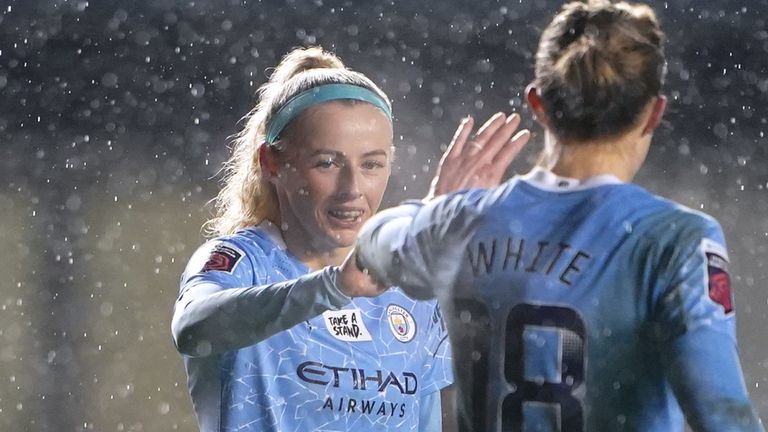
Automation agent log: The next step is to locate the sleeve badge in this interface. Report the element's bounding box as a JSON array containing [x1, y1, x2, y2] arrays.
[[702, 238, 734, 315], [201, 243, 244, 274]]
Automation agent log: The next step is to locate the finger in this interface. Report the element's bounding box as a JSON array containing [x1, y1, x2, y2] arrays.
[[428, 117, 474, 197], [446, 116, 474, 159], [488, 129, 531, 180], [469, 112, 506, 149], [462, 127, 530, 189], [477, 113, 522, 161], [466, 141, 485, 157], [462, 113, 518, 175]]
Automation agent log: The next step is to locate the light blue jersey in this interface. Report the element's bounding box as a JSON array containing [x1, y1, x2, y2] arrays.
[[356, 169, 762, 432], [172, 222, 452, 432]]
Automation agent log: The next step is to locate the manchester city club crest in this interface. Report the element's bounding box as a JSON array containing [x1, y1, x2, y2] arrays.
[[386, 304, 416, 343]]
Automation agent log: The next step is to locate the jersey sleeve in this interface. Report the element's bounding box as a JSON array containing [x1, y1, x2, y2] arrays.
[[419, 302, 454, 397], [171, 239, 351, 357], [356, 191, 486, 300], [651, 218, 763, 431]]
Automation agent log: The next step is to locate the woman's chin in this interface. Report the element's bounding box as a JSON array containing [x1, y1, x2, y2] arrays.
[[323, 229, 357, 250]]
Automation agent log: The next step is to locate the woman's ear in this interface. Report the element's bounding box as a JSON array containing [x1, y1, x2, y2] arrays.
[[642, 95, 667, 135], [258, 143, 278, 183], [525, 84, 548, 127]]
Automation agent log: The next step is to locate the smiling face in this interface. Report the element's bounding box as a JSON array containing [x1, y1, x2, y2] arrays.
[[271, 101, 393, 257]]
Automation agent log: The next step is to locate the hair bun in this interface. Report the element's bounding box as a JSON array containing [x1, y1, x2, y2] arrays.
[[534, 0, 665, 142], [269, 46, 346, 85]]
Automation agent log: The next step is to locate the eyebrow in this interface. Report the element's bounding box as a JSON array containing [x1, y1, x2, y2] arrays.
[[310, 149, 389, 158]]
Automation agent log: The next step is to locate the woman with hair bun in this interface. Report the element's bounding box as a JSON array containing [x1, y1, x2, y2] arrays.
[[171, 46, 529, 432], [353, 2, 764, 431]]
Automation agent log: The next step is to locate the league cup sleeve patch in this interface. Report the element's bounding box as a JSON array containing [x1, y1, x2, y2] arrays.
[[201, 243, 244, 274], [702, 238, 734, 315]]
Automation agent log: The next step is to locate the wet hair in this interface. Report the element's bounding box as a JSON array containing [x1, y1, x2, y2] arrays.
[[533, 0, 666, 142], [206, 46, 392, 236]]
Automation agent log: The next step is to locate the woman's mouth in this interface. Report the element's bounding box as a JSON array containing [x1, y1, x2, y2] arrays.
[[327, 209, 364, 226]]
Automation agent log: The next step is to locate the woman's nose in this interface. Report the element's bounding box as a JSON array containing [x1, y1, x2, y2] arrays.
[[336, 164, 363, 199]]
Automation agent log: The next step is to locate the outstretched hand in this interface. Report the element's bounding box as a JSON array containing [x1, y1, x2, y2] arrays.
[[426, 112, 530, 200]]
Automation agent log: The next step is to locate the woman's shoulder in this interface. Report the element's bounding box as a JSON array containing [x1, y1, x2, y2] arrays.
[[184, 227, 280, 274], [182, 225, 303, 286], [606, 185, 725, 251], [628, 186, 720, 231], [203, 225, 284, 258]]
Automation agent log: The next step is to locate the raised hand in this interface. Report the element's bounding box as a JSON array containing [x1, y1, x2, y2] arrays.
[[425, 112, 530, 200]]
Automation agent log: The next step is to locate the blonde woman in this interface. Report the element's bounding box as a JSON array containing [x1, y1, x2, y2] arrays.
[[171, 47, 528, 432]]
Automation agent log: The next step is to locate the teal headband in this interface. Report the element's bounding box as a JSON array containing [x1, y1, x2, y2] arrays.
[[265, 83, 392, 144]]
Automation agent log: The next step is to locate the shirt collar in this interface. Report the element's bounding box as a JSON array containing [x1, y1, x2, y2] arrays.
[[520, 167, 623, 192], [256, 220, 288, 250]]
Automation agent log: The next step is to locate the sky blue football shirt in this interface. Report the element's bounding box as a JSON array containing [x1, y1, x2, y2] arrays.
[[173, 222, 452, 432], [356, 168, 762, 432]]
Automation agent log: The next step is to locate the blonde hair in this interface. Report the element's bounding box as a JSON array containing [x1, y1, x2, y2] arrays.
[[206, 46, 392, 236], [534, 0, 666, 142]]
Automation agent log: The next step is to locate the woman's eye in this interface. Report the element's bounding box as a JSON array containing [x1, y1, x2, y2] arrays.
[[314, 159, 337, 169], [362, 160, 386, 170]]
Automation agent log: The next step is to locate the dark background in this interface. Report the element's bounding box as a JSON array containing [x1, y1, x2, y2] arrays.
[[0, 0, 766, 430]]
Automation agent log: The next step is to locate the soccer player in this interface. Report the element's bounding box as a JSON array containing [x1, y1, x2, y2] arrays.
[[351, 2, 765, 431], [170, 47, 528, 432]]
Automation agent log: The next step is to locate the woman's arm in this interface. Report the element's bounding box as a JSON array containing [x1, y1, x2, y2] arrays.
[[172, 263, 350, 357], [655, 225, 763, 431], [172, 235, 391, 358]]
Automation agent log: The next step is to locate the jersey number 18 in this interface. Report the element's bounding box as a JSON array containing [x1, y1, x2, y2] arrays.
[[451, 300, 586, 432]]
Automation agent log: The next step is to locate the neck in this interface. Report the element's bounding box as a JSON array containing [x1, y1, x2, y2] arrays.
[[270, 217, 350, 271], [545, 131, 647, 182], [295, 245, 351, 270]]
